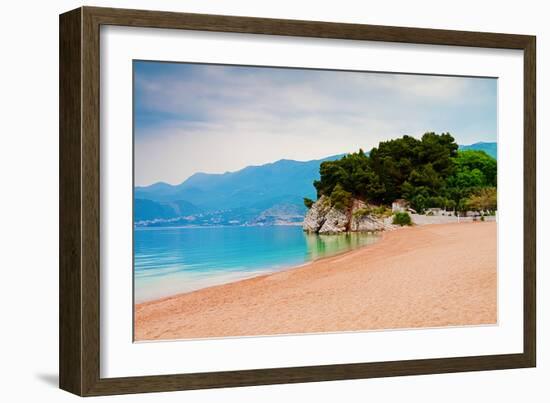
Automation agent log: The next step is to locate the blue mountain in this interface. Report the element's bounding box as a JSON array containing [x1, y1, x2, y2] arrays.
[[135, 155, 343, 217], [459, 142, 497, 159], [135, 142, 496, 225], [134, 199, 201, 222]]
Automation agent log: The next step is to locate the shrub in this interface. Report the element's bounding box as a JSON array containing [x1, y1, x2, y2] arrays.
[[330, 184, 352, 211], [353, 205, 392, 219], [352, 207, 372, 218], [372, 205, 392, 217], [465, 187, 497, 213], [393, 212, 412, 226], [303, 197, 314, 209]]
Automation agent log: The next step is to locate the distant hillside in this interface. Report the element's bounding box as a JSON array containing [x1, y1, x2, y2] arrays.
[[459, 142, 497, 159], [134, 199, 201, 222], [136, 155, 344, 208], [134, 155, 343, 226], [135, 142, 496, 226]]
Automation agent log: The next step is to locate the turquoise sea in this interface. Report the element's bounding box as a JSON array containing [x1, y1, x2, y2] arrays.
[[134, 226, 378, 303]]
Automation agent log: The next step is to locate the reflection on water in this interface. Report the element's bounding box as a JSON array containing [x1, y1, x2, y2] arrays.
[[304, 232, 378, 261], [134, 226, 379, 302]]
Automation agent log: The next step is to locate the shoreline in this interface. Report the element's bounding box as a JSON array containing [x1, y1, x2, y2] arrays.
[[135, 222, 497, 341], [134, 230, 382, 304], [134, 228, 381, 304], [134, 222, 305, 229]]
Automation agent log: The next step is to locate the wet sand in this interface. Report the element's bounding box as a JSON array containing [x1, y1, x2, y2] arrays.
[[135, 222, 497, 341]]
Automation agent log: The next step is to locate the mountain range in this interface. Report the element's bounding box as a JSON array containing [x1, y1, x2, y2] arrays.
[[458, 141, 496, 159], [135, 142, 496, 227]]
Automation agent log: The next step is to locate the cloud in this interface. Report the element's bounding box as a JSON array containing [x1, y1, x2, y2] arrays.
[[134, 62, 497, 186]]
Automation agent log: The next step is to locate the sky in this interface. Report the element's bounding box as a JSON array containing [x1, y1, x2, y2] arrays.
[[134, 61, 497, 186]]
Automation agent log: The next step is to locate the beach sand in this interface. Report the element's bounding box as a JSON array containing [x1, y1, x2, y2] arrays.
[[134, 221, 497, 341]]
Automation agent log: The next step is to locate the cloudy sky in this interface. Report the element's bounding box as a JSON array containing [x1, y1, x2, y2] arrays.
[[134, 61, 497, 186]]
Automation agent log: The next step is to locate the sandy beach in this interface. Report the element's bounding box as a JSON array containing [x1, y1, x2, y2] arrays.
[[135, 221, 497, 341]]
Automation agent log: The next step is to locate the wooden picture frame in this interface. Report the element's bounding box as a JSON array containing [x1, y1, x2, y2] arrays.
[[59, 6, 536, 396]]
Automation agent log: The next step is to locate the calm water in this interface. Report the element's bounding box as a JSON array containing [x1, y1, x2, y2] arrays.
[[134, 226, 378, 302]]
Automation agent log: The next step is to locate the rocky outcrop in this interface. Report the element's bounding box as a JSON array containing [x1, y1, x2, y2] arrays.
[[318, 208, 348, 234], [350, 214, 394, 231], [303, 195, 332, 233], [303, 197, 395, 234]]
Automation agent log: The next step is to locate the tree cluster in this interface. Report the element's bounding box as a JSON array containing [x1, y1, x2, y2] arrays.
[[309, 132, 497, 214]]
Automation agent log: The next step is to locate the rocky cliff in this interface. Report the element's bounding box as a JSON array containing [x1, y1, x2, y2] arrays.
[[303, 196, 395, 234]]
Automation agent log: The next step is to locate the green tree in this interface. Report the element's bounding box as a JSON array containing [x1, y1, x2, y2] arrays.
[[308, 133, 497, 216], [466, 187, 497, 213], [368, 133, 458, 204], [303, 197, 314, 209], [368, 135, 421, 203], [329, 183, 352, 211], [314, 149, 384, 201], [445, 150, 497, 213], [314, 160, 349, 197], [393, 212, 412, 226], [452, 150, 497, 187]]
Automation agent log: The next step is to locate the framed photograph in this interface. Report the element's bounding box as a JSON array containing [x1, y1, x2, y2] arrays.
[[59, 6, 536, 396]]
